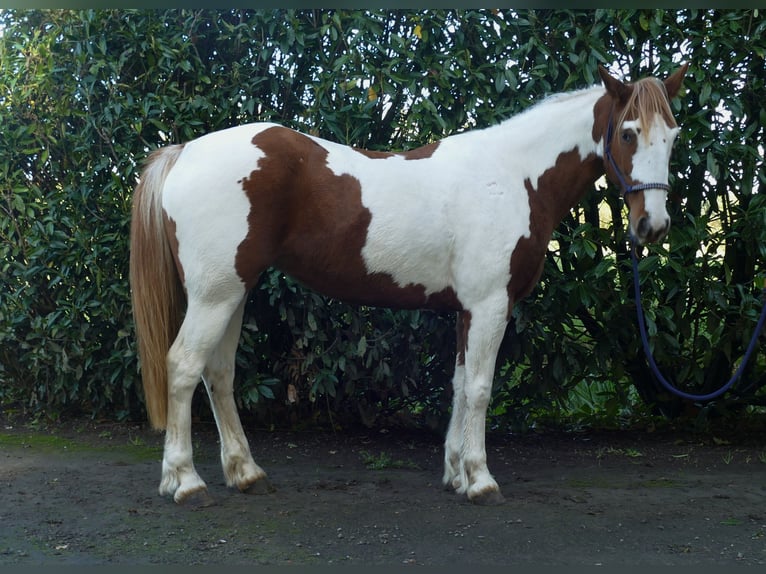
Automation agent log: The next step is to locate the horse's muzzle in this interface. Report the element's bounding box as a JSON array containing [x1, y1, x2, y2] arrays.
[[634, 215, 670, 244]]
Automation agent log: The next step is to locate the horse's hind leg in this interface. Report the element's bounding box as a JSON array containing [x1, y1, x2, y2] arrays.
[[201, 297, 272, 495], [159, 293, 245, 505]]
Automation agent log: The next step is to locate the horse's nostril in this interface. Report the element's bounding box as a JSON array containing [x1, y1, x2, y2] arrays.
[[637, 216, 650, 238]]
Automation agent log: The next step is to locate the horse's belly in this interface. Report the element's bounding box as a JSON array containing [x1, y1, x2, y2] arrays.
[[276, 230, 461, 311]]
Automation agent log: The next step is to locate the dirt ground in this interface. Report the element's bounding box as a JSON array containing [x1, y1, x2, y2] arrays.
[[1, 412, 765, 566]]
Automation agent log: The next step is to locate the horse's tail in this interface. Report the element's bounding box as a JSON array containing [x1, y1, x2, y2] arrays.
[[129, 145, 186, 430]]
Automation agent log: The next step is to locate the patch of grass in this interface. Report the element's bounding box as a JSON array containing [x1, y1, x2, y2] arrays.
[[128, 434, 146, 447], [359, 450, 420, 471], [595, 446, 644, 460], [566, 477, 617, 489], [0, 433, 83, 452], [0, 431, 162, 462]]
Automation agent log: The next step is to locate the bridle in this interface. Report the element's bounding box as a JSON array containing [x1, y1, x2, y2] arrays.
[[603, 115, 671, 199]]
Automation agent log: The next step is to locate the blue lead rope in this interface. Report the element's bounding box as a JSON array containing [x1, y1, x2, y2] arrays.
[[630, 244, 766, 402]]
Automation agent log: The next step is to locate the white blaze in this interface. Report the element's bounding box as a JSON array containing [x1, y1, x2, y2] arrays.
[[624, 116, 678, 233]]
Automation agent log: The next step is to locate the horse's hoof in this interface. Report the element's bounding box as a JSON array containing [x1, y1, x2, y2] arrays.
[[241, 476, 275, 495], [469, 488, 506, 506], [176, 486, 215, 508]]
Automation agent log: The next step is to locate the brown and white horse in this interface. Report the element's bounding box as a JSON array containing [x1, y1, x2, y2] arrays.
[[130, 64, 688, 506]]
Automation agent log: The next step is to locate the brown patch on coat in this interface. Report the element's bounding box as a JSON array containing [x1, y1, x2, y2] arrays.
[[623, 188, 648, 226], [507, 148, 603, 313], [456, 310, 472, 366], [592, 89, 637, 192], [234, 127, 460, 311], [353, 141, 440, 161]]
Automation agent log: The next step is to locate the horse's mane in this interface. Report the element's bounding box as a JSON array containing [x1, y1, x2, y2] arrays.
[[617, 77, 677, 135]]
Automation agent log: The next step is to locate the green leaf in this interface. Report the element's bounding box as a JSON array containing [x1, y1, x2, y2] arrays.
[[494, 72, 505, 94], [705, 151, 719, 180]]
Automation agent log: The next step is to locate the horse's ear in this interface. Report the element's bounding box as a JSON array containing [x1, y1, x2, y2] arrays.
[[598, 65, 631, 102], [663, 62, 689, 99]]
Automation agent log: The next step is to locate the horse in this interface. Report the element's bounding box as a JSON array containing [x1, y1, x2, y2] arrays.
[[129, 63, 688, 506]]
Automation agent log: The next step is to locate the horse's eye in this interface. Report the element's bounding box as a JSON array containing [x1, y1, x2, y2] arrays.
[[621, 130, 635, 144]]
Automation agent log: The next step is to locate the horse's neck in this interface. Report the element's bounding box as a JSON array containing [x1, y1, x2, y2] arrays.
[[489, 87, 606, 232], [496, 86, 603, 157]]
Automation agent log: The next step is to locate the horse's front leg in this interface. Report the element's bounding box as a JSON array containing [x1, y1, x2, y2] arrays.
[[448, 301, 508, 505], [443, 360, 467, 490], [443, 312, 468, 491]]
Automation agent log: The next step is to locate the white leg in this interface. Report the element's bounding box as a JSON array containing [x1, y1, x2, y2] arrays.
[[201, 298, 271, 494], [450, 301, 508, 505], [443, 360, 466, 490], [159, 295, 244, 505], [443, 312, 468, 491]]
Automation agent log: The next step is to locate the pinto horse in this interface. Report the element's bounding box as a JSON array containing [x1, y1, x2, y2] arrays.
[[130, 64, 688, 506]]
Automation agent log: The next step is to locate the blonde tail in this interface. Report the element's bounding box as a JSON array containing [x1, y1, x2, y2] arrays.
[[129, 145, 185, 430]]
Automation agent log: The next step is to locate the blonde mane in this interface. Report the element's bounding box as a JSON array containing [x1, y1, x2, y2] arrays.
[[617, 77, 677, 135]]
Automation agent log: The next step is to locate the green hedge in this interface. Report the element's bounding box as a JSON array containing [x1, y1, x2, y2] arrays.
[[1, 9, 764, 429]]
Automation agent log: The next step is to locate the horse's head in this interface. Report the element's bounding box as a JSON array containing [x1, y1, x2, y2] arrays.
[[598, 63, 688, 245]]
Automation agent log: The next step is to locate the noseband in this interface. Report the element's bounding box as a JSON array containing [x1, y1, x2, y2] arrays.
[[604, 116, 671, 200]]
